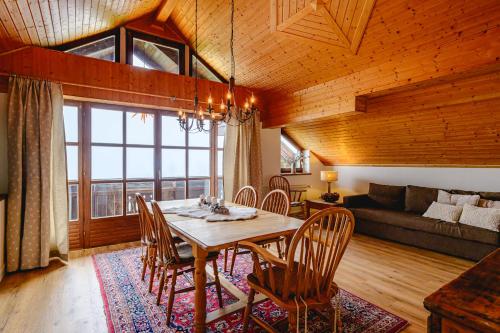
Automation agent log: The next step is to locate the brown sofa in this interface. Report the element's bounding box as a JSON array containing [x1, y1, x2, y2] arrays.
[[343, 184, 499, 261]]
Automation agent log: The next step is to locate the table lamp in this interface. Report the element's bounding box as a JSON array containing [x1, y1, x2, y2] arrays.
[[321, 170, 338, 193]]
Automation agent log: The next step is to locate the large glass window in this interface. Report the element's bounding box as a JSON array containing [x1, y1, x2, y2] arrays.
[[191, 54, 223, 82], [160, 116, 212, 200], [64, 35, 117, 62], [63, 103, 222, 229], [90, 107, 156, 217], [129, 31, 185, 75]]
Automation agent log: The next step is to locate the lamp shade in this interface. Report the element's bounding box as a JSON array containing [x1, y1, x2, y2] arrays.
[[320, 170, 338, 182]]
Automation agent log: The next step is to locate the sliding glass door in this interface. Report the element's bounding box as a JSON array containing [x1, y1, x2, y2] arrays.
[[63, 101, 222, 249]]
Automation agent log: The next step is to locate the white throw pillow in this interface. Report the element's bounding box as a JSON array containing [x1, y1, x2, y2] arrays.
[[437, 190, 452, 204], [459, 204, 500, 232], [423, 201, 463, 223], [437, 190, 480, 207]]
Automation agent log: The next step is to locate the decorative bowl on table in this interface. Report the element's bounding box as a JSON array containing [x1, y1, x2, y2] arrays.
[[321, 192, 340, 203]]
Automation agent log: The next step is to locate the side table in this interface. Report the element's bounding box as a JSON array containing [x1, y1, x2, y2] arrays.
[[305, 199, 343, 218]]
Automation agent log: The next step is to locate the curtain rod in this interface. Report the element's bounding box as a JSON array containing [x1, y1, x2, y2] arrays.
[[0, 71, 211, 106]]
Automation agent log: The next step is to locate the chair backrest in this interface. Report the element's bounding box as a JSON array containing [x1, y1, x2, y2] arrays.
[[269, 176, 291, 197], [234, 186, 258, 208], [282, 207, 355, 302], [261, 189, 290, 216], [151, 200, 181, 264], [136, 193, 155, 244]]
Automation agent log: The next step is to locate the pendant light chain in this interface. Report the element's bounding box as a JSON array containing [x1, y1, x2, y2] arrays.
[[230, 0, 235, 79]]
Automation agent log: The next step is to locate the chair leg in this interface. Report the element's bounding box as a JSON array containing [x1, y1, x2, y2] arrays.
[[212, 258, 224, 308], [141, 247, 148, 281], [148, 247, 157, 293], [242, 288, 255, 333], [156, 268, 166, 305], [276, 240, 282, 259], [166, 268, 178, 325], [288, 309, 298, 333], [224, 248, 229, 272], [230, 243, 239, 276]]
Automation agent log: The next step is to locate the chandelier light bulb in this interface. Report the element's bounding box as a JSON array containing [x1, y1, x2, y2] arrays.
[[220, 103, 225, 110], [226, 91, 231, 100], [244, 101, 249, 108], [250, 94, 255, 104]]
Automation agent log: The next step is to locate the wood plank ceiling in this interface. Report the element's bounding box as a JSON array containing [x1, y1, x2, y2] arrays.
[[0, 0, 160, 49]]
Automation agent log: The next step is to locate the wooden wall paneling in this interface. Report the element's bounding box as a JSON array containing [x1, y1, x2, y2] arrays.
[[0, 46, 264, 113], [283, 71, 500, 166]]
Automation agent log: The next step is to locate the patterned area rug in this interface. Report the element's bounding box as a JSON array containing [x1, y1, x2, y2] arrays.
[[93, 247, 408, 333]]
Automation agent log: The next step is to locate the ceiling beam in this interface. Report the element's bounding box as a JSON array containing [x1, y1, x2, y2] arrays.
[[155, 0, 178, 23]]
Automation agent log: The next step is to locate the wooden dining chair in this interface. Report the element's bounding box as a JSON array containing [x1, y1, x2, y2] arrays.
[[229, 189, 290, 275], [136, 193, 158, 293], [224, 186, 258, 271], [240, 207, 355, 333], [150, 200, 224, 323], [269, 175, 305, 217]]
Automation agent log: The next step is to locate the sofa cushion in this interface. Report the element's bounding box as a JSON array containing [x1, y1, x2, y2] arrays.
[[405, 185, 438, 214], [459, 204, 500, 232], [423, 202, 463, 223], [368, 183, 406, 211], [438, 190, 480, 207], [479, 192, 500, 201], [350, 208, 498, 246]]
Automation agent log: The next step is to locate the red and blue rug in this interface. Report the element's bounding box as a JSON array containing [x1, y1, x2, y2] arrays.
[[93, 247, 409, 332]]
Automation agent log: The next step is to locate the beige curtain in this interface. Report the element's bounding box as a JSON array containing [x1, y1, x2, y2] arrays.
[[6, 76, 68, 272], [223, 112, 263, 202]]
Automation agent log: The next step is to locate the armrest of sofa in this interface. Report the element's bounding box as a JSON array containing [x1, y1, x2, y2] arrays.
[[343, 194, 377, 208]]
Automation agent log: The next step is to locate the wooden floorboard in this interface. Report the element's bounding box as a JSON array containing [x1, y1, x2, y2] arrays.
[[0, 235, 473, 333]]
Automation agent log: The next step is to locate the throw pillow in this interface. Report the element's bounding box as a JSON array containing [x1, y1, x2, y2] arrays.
[[423, 201, 463, 223], [478, 199, 500, 209], [437, 190, 480, 206], [368, 183, 406, 210], [405, 185, 439, 214], [437, 190, 452, 204], [459, 204, 500, 232]]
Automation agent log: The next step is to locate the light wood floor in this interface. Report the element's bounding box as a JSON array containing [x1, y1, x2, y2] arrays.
[[0, 235, 473, 333]]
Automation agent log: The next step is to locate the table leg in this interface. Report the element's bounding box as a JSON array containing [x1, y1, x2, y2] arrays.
[[193, 245, 208, 333], [305, 201, 311, 218]]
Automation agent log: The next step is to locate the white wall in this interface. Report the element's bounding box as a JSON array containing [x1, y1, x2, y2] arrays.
[[260, 127, 500, 201], [331, 166, 500, 195], [0, 93, 7, 194], [260, 128, 329, 199]]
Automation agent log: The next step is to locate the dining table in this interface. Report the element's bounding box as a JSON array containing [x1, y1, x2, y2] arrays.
[[156, 199, 305, 333]]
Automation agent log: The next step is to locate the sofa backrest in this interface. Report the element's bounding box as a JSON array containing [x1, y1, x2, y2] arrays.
[[367, 183, 500, 214]]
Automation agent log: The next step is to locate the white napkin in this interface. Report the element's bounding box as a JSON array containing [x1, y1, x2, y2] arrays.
[[205, 207, 258, 222]]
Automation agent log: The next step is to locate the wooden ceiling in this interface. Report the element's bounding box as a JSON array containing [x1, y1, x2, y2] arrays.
[[0, 0, 159, 50], [0, 1, 499, 136]]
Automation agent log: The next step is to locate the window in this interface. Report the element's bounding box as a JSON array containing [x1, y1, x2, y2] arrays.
[[191, 54, 224, 82], [63, 105, 80, 222], [128, 31, 185, 75], [160, 116, 212, 200], [90, 107, 155, 218], [63, 102, 221, 218], [58, 31, 119, 62], [280, 134, 309, 174]]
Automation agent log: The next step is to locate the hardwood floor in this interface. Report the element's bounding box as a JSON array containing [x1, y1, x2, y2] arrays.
[[0, 235, 473, 333]]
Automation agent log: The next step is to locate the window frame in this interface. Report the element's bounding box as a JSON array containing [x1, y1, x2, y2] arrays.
[[126, 29, 186, 75], [280, 130, 309, 175], [53, 29, 120, 62], [64, 100, 222, 248]]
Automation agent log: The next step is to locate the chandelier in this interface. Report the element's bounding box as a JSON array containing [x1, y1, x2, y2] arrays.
[[177, 0, 215, 133], [178, 0, 257, 132]]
